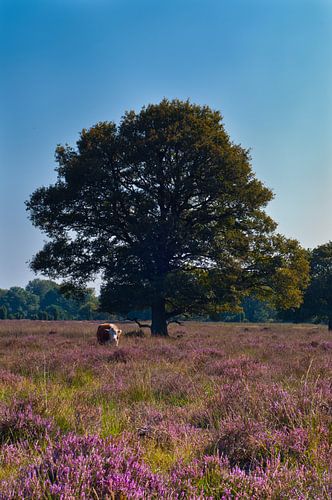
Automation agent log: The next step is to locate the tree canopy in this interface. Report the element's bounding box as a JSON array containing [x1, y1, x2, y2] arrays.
[[284, 242, 332, 330], [27, 99, 309, 334], [0, 279, 99, 320]]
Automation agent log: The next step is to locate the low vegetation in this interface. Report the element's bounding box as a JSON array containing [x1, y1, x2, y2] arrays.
[[0, 320, 330, 498]]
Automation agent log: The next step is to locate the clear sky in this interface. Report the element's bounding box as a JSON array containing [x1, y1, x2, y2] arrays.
[[1, 0, 331, 290]]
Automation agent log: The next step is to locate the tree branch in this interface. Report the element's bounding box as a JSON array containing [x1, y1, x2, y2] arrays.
[[167, 319, 183, 326], [127, 317, 151, 329]]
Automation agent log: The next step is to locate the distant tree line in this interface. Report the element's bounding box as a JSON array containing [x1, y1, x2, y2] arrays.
[[279, 242, 332, 329], [0, 279, 105, 320], [0, 280, 277, 323], [208, 296, 277, 323]]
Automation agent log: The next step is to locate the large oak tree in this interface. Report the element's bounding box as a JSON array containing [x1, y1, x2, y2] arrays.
[[27, 99, 309, 335]]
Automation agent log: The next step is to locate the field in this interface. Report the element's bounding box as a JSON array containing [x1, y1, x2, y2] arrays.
[[0, 320, 331, 498]]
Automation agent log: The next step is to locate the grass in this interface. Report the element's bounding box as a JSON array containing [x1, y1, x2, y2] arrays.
[[0, 320, 330, 498]]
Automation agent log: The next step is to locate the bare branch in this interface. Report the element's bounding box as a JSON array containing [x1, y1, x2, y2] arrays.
[[127, 317, 151, 329], [167, 319, 183, 326]]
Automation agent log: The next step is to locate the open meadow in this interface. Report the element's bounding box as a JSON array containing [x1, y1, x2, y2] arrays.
[[0, 320, 331, 498]]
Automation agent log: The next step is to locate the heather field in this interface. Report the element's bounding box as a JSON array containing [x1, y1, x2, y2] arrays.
[[0, 321, 331, 499]]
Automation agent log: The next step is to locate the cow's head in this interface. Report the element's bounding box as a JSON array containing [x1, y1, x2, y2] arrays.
[[110, 328, 122, 346]]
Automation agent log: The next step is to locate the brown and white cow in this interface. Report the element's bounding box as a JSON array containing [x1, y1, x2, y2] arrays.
[[96, 323, 122, 346]]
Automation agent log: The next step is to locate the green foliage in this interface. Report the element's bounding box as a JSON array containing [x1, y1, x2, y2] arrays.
[[0, 279, 99, 320], [26, 279, 55, 301], [242, 296, 276, 323], [0, 287, 39, 319], [213, 295, 277, 323], [281, 242, 332, 328], [0, 305, 8, 319], [26, 99, 309, 334], [38, 311, 49, 320]]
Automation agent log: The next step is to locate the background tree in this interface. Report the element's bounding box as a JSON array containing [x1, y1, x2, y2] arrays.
[[284, 242, 332, 330], [27, 99, 309, 335], [0, 280, 99, 320], [242, 296, 276, 323], [26, 279, 55, 304], [0, 287, 39, 319], [0, 305, 8, 320]]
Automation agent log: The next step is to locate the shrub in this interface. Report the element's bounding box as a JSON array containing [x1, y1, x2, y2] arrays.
[[0, 402, 53, 444]]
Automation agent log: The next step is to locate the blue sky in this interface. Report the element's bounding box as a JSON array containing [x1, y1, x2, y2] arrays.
[[1, 0, 331, 289]]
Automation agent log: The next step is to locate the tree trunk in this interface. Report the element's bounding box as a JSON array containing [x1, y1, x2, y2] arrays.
[[328, 316, 332, 331], [151, 299, 168, 336]]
